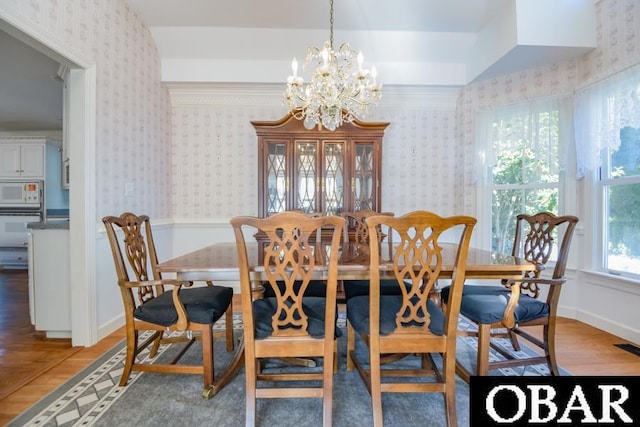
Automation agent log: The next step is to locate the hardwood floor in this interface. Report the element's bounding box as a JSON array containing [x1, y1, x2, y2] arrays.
[[1, 270, 640, 425], [0, 270, 123, 426]]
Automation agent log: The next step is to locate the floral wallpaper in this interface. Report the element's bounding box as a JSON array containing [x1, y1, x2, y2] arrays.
[[0, 0, 172, 221], [374, 109, 458, 217], [171, 105, 272, 219], [170, 101, 459, 220], [456, 0, 640, 216]]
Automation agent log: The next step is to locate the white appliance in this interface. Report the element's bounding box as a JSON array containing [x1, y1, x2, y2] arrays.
[[28, 228, 71, 336], [0, 180, 42, 208], [0, 215, 41, 247], [0, 180, 44, 269]]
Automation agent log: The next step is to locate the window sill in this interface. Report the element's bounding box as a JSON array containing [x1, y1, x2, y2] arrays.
[[580, 269, 640, 295]]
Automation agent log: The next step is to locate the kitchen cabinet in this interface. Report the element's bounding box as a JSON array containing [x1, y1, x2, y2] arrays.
[[252, 113, 389, 217], [0, 143, 44, 178], [0, 136, 63, 181], [27, 225, 71, 338]]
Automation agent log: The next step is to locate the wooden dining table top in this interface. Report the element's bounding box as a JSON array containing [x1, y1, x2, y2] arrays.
[[156, 241, 536, 281]]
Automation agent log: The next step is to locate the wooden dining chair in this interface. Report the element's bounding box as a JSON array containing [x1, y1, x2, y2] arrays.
[[341, 209, 393, 244], [441, 211, 578, 381], [102, 212, 235, 399], [231, 211, 345, 427], [339, 210, 399, 301], [346, 211, 476, 427]]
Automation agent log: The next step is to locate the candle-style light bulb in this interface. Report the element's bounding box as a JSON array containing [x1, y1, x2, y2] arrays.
[[357, 51, 364, 71], [321, 48, 329, 66], [291, 58, 298, 78]]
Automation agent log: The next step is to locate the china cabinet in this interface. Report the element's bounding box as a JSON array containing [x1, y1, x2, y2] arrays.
[[252, 113, 389, 218]]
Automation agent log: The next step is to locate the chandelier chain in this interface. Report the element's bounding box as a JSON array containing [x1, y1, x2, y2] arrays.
[[329, 0, 334, 49]]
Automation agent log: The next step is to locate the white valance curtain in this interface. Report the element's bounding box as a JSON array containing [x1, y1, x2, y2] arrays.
[[574, 64, 640, 178], [474, 97, 572, 184]]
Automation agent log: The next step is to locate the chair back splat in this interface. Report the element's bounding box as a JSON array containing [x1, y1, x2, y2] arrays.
[[346, 210, 476, 427], [231, 211, 345, 427], [102, 212, 235, 399]]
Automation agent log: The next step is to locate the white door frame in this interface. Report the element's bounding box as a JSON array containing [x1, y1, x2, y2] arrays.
[[0, 12, 98, 346]]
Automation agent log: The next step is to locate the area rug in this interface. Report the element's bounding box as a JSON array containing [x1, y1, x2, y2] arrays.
[[8, 314, 568, 427]]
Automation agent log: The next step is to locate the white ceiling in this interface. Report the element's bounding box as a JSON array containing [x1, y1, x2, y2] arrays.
[[0, 0, 595, 131], [125, 0, 508, 32], [0, 30, 63, 132], [127, 0, 595, 86]]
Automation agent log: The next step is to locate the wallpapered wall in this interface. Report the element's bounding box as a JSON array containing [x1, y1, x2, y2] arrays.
[[0, 0, 172, 220], [5, 0, 637, 226], [456, 0, 640, 215], [171, 104, 459, 220]]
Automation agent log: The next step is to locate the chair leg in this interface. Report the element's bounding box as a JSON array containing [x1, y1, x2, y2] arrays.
[[443, 352, 458, 427], [508, 330, 521, 351], [120, 329, 138, 386], [333, 339, 339, 374], [149, 330, 163, 358], [346, 320, 355, 371], [225, 305, 234, 351], [369, 349, 384, 427], [476, 323, 492, 376], [201, 326, 215, 393], [544, 324, 561, 376], [245, 359, 258, 427], [421, 352, 431, 370], [323, 350, 335, 427]]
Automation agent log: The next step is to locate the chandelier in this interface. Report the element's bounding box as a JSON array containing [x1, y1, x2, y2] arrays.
[[283, 0, 382, 131]]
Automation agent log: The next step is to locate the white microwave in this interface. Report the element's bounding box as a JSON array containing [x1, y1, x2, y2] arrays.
[[0, 181, 42, 208]]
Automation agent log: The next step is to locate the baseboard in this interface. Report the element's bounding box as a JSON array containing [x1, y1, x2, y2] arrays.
[[98, 313, 124, 342], [557, 304, 577, 319], [575, 309, 640, 345]]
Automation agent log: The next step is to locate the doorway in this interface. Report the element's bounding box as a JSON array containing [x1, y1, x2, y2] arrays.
[[0, 15, 98, 346]]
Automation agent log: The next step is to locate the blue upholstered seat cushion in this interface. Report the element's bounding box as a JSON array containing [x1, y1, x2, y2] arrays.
[[133, 285, 233, 327], [346, 295, 445, 336], [252, 296, 342, 339], [343, 279, 410, 300], [440, 285, 549, 325]]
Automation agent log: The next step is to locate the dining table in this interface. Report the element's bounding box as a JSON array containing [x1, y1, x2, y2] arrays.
[[155, 241, 537, 396]]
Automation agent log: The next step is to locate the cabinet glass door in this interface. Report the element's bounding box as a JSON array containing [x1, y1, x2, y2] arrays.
[[353, 142, 375, 211], [323, 142, 345, 215], [294, 141, 318, 213], [266, 142, 288, 215]]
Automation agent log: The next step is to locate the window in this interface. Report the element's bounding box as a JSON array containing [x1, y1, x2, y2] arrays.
[[600, 127, 640, 277], [478, 99, 571, 255], [574, 67, 640, 279]]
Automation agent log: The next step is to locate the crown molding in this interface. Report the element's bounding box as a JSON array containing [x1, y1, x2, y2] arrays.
[[165, 82, 460, 110]]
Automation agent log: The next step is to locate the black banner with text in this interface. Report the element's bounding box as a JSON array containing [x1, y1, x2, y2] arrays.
[[470, 376, 640, 426]]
